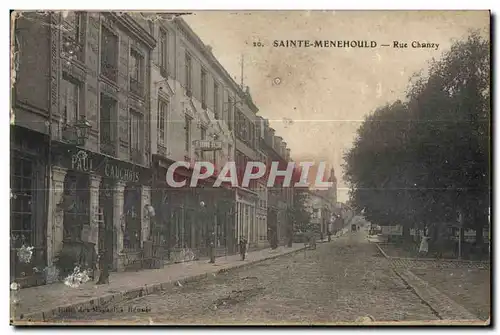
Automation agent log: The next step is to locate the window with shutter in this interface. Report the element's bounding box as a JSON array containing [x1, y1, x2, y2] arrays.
[[100, 25, 118, 82], [185, 53, 192, 95], [159, 29, 168, 72], [100, 94, 116, 156], [129, 110, 142, 163], [60, 76, 80, 126], [157, 99, 168, 145]]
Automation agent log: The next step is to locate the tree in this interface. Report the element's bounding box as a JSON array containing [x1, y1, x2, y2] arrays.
[[405, 32, 490, 245], [290, 188, 313, 234], [344, 32, 490, 248]]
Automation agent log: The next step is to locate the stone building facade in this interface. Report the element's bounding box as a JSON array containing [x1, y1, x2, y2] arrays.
[[147, 16, 240, 258], [11, 12, 157, 287], [11, 12, 299, 288]]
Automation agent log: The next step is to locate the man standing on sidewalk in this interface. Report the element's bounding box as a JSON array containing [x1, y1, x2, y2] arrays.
[[239, 236, 248, 261]]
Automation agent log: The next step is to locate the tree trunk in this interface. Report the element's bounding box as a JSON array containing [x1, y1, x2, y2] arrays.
[[402, 225, 411, 242]]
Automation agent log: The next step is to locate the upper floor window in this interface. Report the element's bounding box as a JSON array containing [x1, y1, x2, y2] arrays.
[[62, 11, 84, 61], [159, 29, 168, 72], [158, 99, 168, 145], [228, 143, 233, 161], [184, 115, 192, 153], [200, 126, 207, 160], [130, 49, 144, 96], [101, 25, 118, 82], [235, 109, 243, 139], [242, 117, 249, 142], [100, 93, 116, 156], [249, 121, 255, 148], [201, 68, 207, 108], [227, 97, 233, 131], [213, 82, 220, 119], [130, 110, 142, 163], [60, 75, 80, 126], [185, 53, 192, 95]]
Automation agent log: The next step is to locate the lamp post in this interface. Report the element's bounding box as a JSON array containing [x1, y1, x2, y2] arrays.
[[200, 200, 216, 264]]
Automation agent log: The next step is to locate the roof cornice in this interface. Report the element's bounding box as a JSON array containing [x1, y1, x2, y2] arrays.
[[111, 13, 157, 50], [175, 18, 258, 109]]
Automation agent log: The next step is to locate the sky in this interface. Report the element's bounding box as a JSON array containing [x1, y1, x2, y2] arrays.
[[183, 10, 489, 202]]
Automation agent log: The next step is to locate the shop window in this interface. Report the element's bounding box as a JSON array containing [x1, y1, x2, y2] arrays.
[[10, 155, 34, 248], [123, 186, 141, 251], [62, 173, 89, 242]]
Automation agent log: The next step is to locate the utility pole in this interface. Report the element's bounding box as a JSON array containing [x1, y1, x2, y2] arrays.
[[458, 209, 463, 260]]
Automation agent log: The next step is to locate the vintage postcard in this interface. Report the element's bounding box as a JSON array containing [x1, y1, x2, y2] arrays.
[[10, 10, 490, 326]]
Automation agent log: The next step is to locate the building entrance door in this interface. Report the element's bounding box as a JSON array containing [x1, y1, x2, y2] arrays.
[[98, 179, 115, 271]]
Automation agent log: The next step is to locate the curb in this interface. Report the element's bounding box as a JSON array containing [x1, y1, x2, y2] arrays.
[[373, 242, 490, 265], [14, 246, 307, 323], [373, 239, 481, 321], [392, 267, 479, 321], [373, 242, 390, 259]]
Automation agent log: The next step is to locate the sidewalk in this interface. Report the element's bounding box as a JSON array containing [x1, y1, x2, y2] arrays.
[[11, 244, 305, 322]]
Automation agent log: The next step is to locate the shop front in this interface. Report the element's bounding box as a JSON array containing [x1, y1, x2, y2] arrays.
[[49, 143, 152, 275], [10, 126, 49, 288], [235, 187, 258, 252], [151, 157, 236, 261]]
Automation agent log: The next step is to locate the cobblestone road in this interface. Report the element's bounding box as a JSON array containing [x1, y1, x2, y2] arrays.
[[51, 231, 439, 324]]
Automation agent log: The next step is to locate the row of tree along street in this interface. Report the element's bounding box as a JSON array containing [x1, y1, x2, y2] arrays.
[[343, 33, 490, 258]]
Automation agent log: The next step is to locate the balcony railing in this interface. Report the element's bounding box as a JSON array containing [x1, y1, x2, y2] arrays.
[[100, 133, 116, 156], [62, 35, 83, 62], [130, 148, 143, 164], [101, 60, 118, 83], [130, 77, 144, 97]]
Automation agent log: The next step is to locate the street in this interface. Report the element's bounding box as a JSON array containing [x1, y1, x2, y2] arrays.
[[50, 228, 439, 324]]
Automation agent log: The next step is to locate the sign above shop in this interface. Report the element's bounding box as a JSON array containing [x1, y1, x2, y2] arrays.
[[193, 140, 223, 151], [54, 145, 151, 184]]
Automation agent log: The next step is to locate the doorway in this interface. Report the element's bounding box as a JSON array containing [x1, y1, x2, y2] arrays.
[[98, 179, 114, 271]]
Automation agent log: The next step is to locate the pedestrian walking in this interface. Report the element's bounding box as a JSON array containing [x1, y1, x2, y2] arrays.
[[327, 230, 332, 242], [418, 234, 431, 258], [239, 236, 247, 261]]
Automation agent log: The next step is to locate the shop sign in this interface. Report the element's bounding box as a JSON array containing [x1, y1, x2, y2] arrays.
[[68, 149, 143, 183]]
